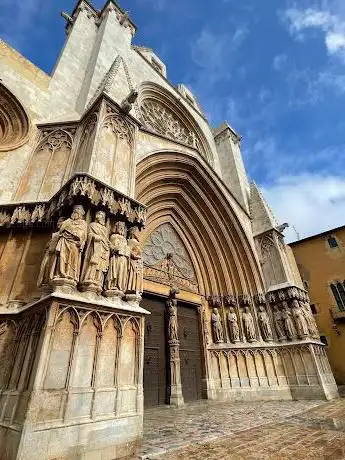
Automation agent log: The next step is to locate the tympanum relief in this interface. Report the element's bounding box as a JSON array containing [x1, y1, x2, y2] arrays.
[[143, 223, 199, 293]]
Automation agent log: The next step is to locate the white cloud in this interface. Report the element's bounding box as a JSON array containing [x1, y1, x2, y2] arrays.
[[326, 31, 345, 53], [262, 174, 345, 242], [232, 27, 249, 47], [191, 29, 230, 73], [282, 6, 345, 59], [284, 8, 331, 32], [273, 54, 288, 71]]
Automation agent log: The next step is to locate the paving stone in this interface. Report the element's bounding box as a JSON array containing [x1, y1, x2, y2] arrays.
[[131, 399, 345, 459]]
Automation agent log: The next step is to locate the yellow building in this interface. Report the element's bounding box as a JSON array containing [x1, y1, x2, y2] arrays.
[[290, 226, 345, 385]]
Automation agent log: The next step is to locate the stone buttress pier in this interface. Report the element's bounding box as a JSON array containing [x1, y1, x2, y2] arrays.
[[0, 174, 148, 460]]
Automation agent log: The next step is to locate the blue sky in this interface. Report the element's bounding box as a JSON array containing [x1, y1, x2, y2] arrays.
[[2, 0, 345, 241]]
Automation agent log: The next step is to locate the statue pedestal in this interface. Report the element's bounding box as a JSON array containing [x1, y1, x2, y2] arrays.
[[167, 340, 184, 407], [51, 277, 77, 294], [0, 293, 149, 460]]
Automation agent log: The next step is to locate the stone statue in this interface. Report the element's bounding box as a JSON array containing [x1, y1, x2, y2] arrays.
[[257, 305, 273, 341], [292, 299, 309, 338], [242, 306, 256, 342], [301, 301, 319, 338], [281, 301, 296, 340], [51, 205, 88, 287], [167, 296, 179, 341], [37, 217, 65, 290], [273, 305, 286, 340], [227, 307, 240, 342], [80, 211, 110, 292], [160, 253, 176, 280], [211, 308, 224, 343], [126, 226, 144, 298], [105, 221, 129, 296]]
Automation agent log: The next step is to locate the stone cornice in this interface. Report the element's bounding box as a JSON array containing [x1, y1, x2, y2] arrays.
[[0, 173, 147, 229]]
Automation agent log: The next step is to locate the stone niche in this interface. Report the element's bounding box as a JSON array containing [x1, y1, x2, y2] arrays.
[[0, 173, 148, 460]]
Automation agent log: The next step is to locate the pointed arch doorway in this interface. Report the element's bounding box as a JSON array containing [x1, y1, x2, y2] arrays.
[[141, 223, 203, 407], [136, 151, 265, 407], [142, 292, 203, 408]]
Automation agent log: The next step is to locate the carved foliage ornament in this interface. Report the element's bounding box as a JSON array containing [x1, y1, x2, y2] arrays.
[[141, 98, 199, 149], [0, 174, 146, 228]]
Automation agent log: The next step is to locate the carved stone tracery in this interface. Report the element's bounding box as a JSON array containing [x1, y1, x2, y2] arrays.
[[143, 223, 198, 292], [141, 98, 199, 148], [38, 129, 73, 153], [103, 106, 134, 147]]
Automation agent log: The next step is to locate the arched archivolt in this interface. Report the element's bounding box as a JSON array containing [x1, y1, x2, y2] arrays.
[[138, 82, 213, 165], [136, 151, 265, 298], [0, 83, 29, 152]]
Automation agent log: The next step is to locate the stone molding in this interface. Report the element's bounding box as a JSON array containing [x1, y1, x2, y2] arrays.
[[138, 82, 213, 164], [0, 173, 146, 229], [0, 82, 30, 152]]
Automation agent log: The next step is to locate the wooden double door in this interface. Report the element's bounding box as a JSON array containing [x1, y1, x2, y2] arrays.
[[142, 293, 202, 407]]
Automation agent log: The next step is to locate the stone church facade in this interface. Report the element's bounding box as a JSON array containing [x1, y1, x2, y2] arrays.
[[0, 1, 338, 459]]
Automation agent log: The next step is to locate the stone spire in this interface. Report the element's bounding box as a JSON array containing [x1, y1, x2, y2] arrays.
[[249, 182, 278, 237]]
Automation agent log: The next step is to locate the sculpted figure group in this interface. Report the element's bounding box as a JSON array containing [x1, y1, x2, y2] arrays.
[[38, 205, 143, 300], [210, 294, 320, 345]]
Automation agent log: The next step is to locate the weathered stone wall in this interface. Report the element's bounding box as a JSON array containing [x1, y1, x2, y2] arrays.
[[208, 344, 336, 401], [0, 298, 146, 460], [0, 229, 49, 307]]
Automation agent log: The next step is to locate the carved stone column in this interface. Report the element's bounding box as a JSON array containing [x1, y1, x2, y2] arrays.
[[166, 288, 184, 407]]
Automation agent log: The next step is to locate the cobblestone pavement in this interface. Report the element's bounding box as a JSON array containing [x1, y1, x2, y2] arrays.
[[134, 398, 345, 459]]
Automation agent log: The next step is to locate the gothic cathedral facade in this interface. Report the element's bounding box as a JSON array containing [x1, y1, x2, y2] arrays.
[[0, 1, 338, 459]]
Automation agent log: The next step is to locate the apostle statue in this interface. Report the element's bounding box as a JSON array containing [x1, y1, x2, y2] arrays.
[[80, 211, 110, 293], [211, 308, 224, 343], [257, 305, 273, 342], [273, 305, 286, 341], [37, 217, 65, 291], [51, 205, 88, 288], [105, 221, 129, 296], [292, 299, 309, 338], [301, 301, 319, 338], [126, 226, 144, 298], [242, 306, 256, 342], [281, 301, 296, 340], [227, 306, 240, 342], [167, 296, 179, 342]]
